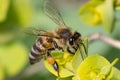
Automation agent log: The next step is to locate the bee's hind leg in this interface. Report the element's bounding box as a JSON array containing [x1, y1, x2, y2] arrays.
[[46, 51, 60, 77]]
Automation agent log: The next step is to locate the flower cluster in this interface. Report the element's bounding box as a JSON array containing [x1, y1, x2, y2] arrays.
[[44, 38, 120, 80], [79, 0, 120, 33]]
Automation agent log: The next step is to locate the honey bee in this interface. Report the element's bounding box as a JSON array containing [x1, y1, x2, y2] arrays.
[[26, 0, 86, 77]]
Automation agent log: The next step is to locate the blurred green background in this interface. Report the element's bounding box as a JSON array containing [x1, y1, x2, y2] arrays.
[[0, 0, 120, 80]]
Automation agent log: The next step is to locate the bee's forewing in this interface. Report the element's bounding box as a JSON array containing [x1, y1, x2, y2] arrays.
[[44, 0, 66, 26], [23, 27, 47, 36]]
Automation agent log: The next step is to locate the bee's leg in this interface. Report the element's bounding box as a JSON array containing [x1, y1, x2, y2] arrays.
[[67, 47, 75, 54], [73, 46, 77, 52], [58, 47, 64, 52], [52, 61, 60, 77], [80, 42, 87, 55], [77, 44, 86, 60], [67, 43, 80, 54], [52, 40, 64, 52], [46, 51, 60, 77]]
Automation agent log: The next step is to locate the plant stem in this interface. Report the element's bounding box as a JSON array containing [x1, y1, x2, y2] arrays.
[[88, 32, 120, 49]]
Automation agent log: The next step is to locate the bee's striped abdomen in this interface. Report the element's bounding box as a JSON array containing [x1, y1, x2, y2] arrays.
[[29, 37, 54, 64], [29, 38, 45, 64], [38, 37, 53, 48]]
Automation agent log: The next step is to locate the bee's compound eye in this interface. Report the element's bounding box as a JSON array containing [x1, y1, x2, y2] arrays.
[[69, 37, 74, 45]]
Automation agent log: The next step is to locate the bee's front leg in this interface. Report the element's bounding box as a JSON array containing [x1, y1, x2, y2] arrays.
[[67, 46, 78, 54]]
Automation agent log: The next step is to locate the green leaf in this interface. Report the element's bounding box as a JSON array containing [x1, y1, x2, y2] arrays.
[[0, 0, 10, 22], [51, 52, 64, 59], [0, 43, 28, 77], [105, 58, 120, 80], [51, 51, 73, 65], [44, 60, 74, 78], [82, 37, 88, 56], [77, 54, 120, 80], [44, 50, 75, 78], [96, 0, 114, 33], [12, 0, 33, 26], [71, 37, 88, 71], [99, 65, 112, 76], [77, 54, 110, 80], [99, 58, 119, 77], [107, 67, 120, 80], [99, 66, 120, 80]]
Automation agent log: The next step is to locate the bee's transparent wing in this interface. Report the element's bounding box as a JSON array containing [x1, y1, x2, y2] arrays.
[[23, 27, 60, 38], [23, 27, 47, 36], [44, 0, 66, 26]]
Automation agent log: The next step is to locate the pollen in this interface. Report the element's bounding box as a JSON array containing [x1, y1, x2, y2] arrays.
[[47, 57, 55, 64]]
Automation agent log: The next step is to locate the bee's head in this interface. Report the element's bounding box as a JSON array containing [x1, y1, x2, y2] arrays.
[[56, 27, 81, 45], [68, 32, 81, 46]]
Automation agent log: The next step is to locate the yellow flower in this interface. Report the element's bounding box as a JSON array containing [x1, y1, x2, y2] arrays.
[[79, 0, 115, 33]]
